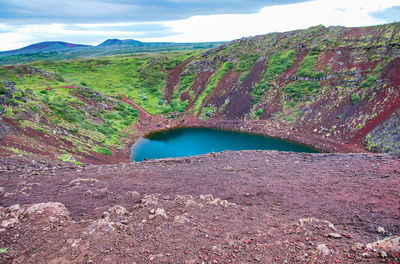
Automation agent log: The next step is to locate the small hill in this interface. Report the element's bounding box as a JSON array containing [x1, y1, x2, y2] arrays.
[[0, 39, 223, 65], [0, 41, 90, 55], [98, 39, 143, 47]]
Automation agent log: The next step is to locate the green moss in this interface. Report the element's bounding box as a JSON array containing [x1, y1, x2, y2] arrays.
[[284, 81, 321, 101], [266, 50, 296, 77], [94, 147, 113, 156], [251, 50, 296, 106], [236, 54, 259, 72], [200, 105, 217, 120], [351, 93, 361, 105], [297, 53, 325, 79], [360, 74, 377, 89]]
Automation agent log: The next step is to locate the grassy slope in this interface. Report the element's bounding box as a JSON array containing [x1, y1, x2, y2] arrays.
[[0, 42, 223, 65], [0, 51, 198, 162], [1, 22, 400, 160]]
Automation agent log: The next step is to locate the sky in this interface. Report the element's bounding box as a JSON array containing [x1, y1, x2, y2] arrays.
[[0, 0, 399, 51]]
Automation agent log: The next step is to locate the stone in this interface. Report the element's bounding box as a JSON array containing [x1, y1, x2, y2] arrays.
[[328, 233, 342, 239], [376, 226, 386, 234], [9, 204, 21, 211], [174, 215, 189, 224], [366, 236, 400, 253], [155, 208, 167, 218], [315, 244, 330, 256], [148, 215, 156, 220]]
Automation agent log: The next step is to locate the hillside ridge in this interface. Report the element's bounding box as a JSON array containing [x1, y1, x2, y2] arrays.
[[1, 22, 400, 263], [0, 22, 399, 162]]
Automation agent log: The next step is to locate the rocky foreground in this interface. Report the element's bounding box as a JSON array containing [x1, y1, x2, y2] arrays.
[[0, 151, 399, 263]]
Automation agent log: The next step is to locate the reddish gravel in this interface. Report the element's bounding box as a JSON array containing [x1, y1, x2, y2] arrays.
[[0, 151, 399, 263]]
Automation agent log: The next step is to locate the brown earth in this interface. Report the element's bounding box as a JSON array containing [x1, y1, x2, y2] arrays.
[[1, 23, 400, 263], [0, 151, 399, 263]]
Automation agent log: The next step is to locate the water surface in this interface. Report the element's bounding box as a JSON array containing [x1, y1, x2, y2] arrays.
[[131, 127, 317, 162]]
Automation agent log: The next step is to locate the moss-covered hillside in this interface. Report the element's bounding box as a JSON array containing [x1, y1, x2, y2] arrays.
[[0, 23, 399, 161]]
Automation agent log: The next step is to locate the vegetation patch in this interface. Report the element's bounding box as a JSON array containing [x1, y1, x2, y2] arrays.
[[296, 52, 325, 79], [93, 147, 113, 156], [194, 62, 233, 114], [252, 50, 297, 106], [284, 81, 321, 101]]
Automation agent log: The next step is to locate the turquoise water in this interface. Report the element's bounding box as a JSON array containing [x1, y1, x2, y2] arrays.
[[131, 128, 317, 161], [130, 127, 318, 162]]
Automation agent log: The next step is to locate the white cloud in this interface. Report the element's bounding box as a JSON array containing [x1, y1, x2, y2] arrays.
[[0, 0, 399, 51], [143, 0, 400, 42], [0, 32, 31, 51]]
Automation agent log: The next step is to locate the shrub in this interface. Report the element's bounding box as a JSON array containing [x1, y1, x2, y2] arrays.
[[94, 147, 112, 156], [236, 54, 259, 72], [251, 80, 268, 105], [284, 81, 321, 101], [0, 83, 8, 95], [360, 74, 377, 89], [266, 50, 296, 77], [297, 53, 325, 78], [351, 93, 361, 105], [48, 98, 86, 123], [113, 102, 139, 118]]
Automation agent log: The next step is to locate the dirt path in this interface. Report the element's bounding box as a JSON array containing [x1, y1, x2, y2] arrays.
[[120, 95, 152, 120], [1, 151, 399, 263]]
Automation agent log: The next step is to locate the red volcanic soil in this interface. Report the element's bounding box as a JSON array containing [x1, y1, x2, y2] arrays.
[[0, 151, 399, 263], [165, 58, 194, 102], [206, 69, 241, 109], [349, 58, 400, 146], [186, 71, 213, 110], [121, 95, 152, 121], [224, 60, 266, 118]]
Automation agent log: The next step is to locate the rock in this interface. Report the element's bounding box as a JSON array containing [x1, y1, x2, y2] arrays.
[[26, 202, 70, 218], [174, 215, 189, 224], [148, 215, 156, 220], [84, 217, 115, 235], [351, 243, 363, 252], [328, 233, 342, 239], [155, 208, 167, 218], [366, 236, 400, 254], [315, 244, 330, 256], [108, 205, 128, 216], [9, 204, 21, 211], [376, 226, 386, 234], [141, 194, 159, 207], [361, 252, 371, 258]]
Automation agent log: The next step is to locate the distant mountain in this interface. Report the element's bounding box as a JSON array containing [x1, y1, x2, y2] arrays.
[[0, 41, 90, 56], [98, 39, 143, 47], [0, 39, 225, 65]]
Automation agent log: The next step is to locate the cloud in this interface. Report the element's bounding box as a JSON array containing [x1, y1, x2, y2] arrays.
[[0, 22, 177, 51], [142, 0, 400, 42], [0, 0, 399, 51], [0, 0, 308, 23]]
